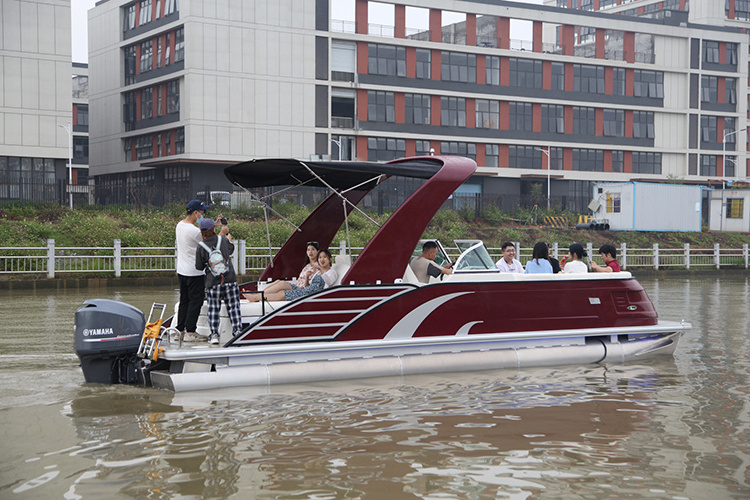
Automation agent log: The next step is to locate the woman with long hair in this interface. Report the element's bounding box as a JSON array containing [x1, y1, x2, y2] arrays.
[[248, 249, 338, 302], [561, 243, 588, 274], [524, 242, 553, 274], [255, 241, 320, 296]]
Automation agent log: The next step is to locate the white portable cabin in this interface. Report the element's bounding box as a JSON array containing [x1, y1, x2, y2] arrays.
[[591, 182, 702, 232], [707, 188, 750, 232]]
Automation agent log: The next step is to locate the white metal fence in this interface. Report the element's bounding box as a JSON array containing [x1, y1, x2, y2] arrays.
[[1, 239, 748, 278]]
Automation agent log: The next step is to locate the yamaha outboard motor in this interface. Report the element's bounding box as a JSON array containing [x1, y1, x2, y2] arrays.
[[74, 299, 146, 384]]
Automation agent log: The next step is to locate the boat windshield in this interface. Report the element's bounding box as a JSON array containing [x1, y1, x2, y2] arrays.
[[453, 240, 496, 271]]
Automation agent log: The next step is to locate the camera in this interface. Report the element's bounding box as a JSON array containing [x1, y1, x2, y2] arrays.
[[220, 217, 228, 225]]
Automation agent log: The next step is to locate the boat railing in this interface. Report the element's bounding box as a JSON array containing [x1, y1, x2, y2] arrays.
[[2, 240, 748, 278]]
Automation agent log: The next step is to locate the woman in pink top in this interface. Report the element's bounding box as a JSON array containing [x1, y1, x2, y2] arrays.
[[257, 241, 320, 295]]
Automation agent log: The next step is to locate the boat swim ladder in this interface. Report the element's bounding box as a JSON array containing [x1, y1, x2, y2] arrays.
[[137, 303, 167, 361]]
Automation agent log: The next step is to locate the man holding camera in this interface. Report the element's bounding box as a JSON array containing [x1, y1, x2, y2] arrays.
[[175, 200, 230, 342]]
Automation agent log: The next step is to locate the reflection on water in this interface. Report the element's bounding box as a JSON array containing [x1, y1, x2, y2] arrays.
[[0, 277, 749, 499]]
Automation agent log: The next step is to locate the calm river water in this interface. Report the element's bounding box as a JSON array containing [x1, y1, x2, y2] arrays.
[[0, 276, 749, 499]]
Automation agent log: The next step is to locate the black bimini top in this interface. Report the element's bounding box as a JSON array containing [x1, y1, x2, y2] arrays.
[[224, 157, 444, 190]]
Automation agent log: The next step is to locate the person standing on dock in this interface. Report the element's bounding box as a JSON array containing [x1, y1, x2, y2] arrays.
[[175, 199, 209, 342]]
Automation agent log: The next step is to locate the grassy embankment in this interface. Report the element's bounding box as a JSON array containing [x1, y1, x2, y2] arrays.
[[5, 202, 750, 252]]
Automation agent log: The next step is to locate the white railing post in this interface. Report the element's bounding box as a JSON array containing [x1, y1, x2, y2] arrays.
[[744, 243, 749, 269], [238, 239, 246, 275], [684, 243, 690, 270], [114, 239, 122, 277], [653, 243, 659, 270], [714, 243, 720, 269], [620, 242, 627, 270], [552, 242, 558, 260], [47, 239, 55, 278], [586, 243, 593, 264]]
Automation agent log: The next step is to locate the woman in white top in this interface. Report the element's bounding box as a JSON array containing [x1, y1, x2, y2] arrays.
[[251, 249, 337, 302], [561, 243, 589, 274], [257, 241, 320, 296]]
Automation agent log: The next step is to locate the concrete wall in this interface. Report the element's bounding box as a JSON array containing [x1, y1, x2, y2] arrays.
[[0, 0, 71, 159]]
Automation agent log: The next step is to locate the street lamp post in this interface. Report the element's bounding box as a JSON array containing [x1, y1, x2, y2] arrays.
[[722, 126, 748, 179], [536, 147, 551, 210], [58, 122, 73, 209], [330, 137, 342, 161]]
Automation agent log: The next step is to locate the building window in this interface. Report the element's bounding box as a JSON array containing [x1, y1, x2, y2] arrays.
[[441, 51, 476, 83], [727, 43, 738, 65], [509, 58, 542, 89], [725, 117, 736, 143], [573, 106, 595, 135], [441, 97, 466, 127], [156, 85, 162, 116], [725, 156, 737, 177], [440, 142, 476, 160], [542, 104, 564, 133], [550, 147, 564, 170], [509, 102, 532, 132], [603, 109, 624, 137], [633, 70, 664, 98], [580, 0, 593, 10], [735, 0, 750, 20], [551, 62, 565, 91], [415, 140, 431, 156], [76, 105, 89, 127], [124, 92, 136, 127], [509, 146, 540, 169], [633, 152, 661, 174], [124, 4, 136, 31], [701, 115, 717, 143], [485, 144, 499, 167], [140, 40, 153, 73], [486, 56, 500, 86], [73, 137, 89, 159], [156, 37, 162, 68], [726, 78, 737, 104], [175, 129, 185, 154], [164, 131, 171, 155], [174, 28, 184, 63], [367, 137, 405, 161], [476, 99, 499, 129], [612, 68, 626, 96], [368, 91, 395, 122], [574, 64, 605, 94], [141, 87, 153, 119], [167, 80, 179, 114], [125, 46, 137, 85], [703, 40, 720, 63], [139, 0, 152, 26], [701, 76, 718, 103], [368, 44, 406, 77], [164, 0, 177, 15], [573, 148, 603, 172], [164, 32, 171, 66], [727, 198, 744, 218], [606, 193, 621, 213], [415, 49, 431, 79], [633, 111, 654, 139], [405, 94, 430, 125], [612, 150, 624, 172], [136, 135, 153, 160]]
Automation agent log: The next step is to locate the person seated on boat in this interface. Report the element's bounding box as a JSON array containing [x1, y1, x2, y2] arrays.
[[258, 241, 320, 295], [495, 242, 524, 273], [195, 217, 243, 345], [524, 242, 554, 274], [591, 243, 621, 273], [246, 249, 338, 302], [561, 243, 589, 274], [409, 241, 453, 284]]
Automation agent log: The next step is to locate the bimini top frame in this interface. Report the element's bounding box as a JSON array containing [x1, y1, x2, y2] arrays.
[[224, 156, 477, 284]]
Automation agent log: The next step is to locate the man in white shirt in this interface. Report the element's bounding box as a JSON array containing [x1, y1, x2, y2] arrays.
[[495, 242, 524, 273], [410, 241, 453, 283], [175, 199, 209, 340]]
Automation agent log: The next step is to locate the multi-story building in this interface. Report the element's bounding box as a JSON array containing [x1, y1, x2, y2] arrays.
[[88, 0, 747, 210], [72, 62, 91, 203], [0, 0, 75, 204]]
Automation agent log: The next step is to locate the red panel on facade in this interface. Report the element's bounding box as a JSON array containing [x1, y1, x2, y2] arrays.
[[467, 14, 476, 46], [498, 18, 510, 50], [625, 110, 633, 138], [431, 95, 441, 126], [477, 55, 486, 85], [542, 61, 551, 90], [395, 93, 405, 123], [596, 29, 605, 58], [605, 66, 613, 94], [406, 47, 416, 78], [430, 9, 442, 43], [431, 50, 442, 81], [565, 62, 574, 91], [395, 5, 405, 38], [357, 41, 368, 74], [467, 99, 476, 128], [604, 151, 612, 172], [356, 0, 368, 35], [533, 103, 541, 132], [595, 108, 603, 136], [357, 89, 368, 122], [533, 21, 543, 53], [624, 32, 635, 63]]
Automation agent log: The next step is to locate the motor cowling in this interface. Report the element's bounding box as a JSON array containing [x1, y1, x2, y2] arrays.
[[74, 299, 146, 384]]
